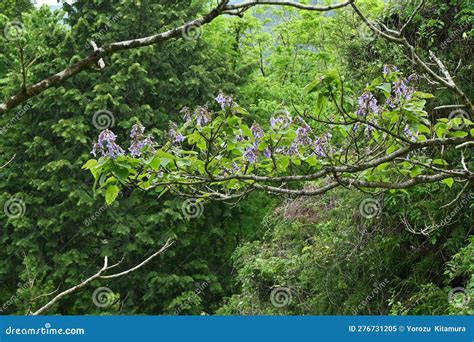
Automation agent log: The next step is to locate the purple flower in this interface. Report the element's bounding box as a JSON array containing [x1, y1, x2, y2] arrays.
[[215, 92, 235, 110], [243, 142, 258, 163], [295, 120, 313, 146], [356, 91, 380, 117], [236, 129, 245, 142], [195, 106, 212, 126], [251, 122, 264, 139], [386, 74, 416, 108], [286, 142, 299, 156], [270, 111, 292, 129], [263, 147, 271, 158], [232, 162, 240, 173], [91, 129, 125, 159], [403, 125, 417, 142], [129, 123, 155, 157], [312, 132, 332, 157], [169, 122, 185, 144]]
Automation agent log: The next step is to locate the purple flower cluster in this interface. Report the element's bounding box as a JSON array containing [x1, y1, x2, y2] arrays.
[[243, 142, 259, 163], [169, 122, 185, 144], [215, 92, 235, 110], [356, 91, 380, 117], [403, 125, 417, 143], [313, 132, 333, 157], [270, 110, 292, 129], [243, 122, 266, 164], [129, 123, 156, 157], [295, 118, 313, 146], [251, 122, 264, 139], [386, 75, 415, 108], [91, 129, 125, 159], [182, 106, 212, 126]]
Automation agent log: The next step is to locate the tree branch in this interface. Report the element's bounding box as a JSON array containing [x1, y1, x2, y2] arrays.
[[0, 0, 353, 115], [30, 239, 174, 315]]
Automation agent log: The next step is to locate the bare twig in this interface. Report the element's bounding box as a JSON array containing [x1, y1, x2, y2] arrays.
[[30, 240, 174, 315]]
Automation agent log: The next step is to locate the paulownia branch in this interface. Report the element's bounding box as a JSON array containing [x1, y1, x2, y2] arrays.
[[183, 136, 473, 183], [146, 135, 472, 199], [30, 239, 174, 315], [242, 171, 471, 197], [0, 0, 355, 115]]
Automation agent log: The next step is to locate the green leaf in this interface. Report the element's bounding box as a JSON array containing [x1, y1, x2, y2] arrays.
[[448, 131, 468, 138], [441, 178, 454, 188], [82, 159, 98, 170], [112, 164, 130, 183], [417, 124, 431, 134], [376, 82, 391, 97], [386, 144, 398, 154], [105, 185, 120, 205]]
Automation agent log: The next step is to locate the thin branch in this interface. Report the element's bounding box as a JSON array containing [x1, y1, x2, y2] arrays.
[[0, 154, 16, 169], [0, 0, 354, 115], [30, 240, 174, 315], [100, 240, 174, 279]]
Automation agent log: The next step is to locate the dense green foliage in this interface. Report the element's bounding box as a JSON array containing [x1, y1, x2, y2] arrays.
[[0, 0, 472, 316]]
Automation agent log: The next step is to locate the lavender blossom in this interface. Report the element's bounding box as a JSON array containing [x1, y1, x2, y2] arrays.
[[236, 129, 245, 142], [129, 123, 156, 157], [195, 106, 212, 126], [263, 147, 272, 158], [251, 122, 264, 140], [286, 142, 299, 156], [169, 122, 185, 144], [356, 91, 380, 117], [91, 129, 125, 159], [243, 142, 258, 163], [312, 132, 332, 158], [270, 111, 292, 129], [386, 74, 416, 108], [403, 125, 417, 143], [232, 162, 240, 173], [295, 120, 313, 146], [215, 92, 235, 110]]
